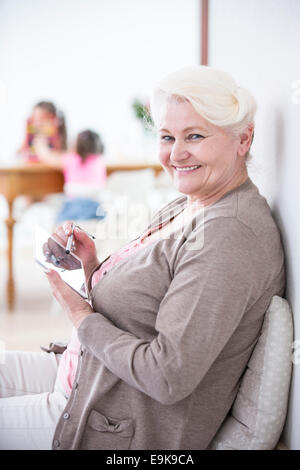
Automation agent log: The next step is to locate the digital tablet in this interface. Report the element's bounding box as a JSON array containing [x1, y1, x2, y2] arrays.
[[34, 224, 89, 300]]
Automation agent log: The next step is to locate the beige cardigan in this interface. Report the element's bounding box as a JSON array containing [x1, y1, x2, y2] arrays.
[[51, 177, 285, 450]]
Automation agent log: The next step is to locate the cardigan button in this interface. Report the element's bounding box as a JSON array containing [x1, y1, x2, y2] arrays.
[[53, 439, 60, 448], [63, 413, 70, 420]]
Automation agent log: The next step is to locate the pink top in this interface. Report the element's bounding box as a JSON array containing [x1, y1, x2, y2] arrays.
[[62, 152, 107, 188], [57, 229, 158, 397]]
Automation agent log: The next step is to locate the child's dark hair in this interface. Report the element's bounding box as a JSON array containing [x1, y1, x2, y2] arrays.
[[34, 101, 67, 150], [76, 129, 104, 162], [34, 101, 57, 115]]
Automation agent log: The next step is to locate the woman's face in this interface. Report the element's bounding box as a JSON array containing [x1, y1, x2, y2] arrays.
[[158, 99, 250, 205]]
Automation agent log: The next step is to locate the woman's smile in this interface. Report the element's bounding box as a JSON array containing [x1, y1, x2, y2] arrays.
[[172, 164, 203, 174]]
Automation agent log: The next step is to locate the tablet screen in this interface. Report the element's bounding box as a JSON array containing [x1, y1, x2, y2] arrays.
[[34, 224, 89, 299]]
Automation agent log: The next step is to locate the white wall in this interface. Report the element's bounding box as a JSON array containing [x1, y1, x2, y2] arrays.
[[0, 0, 199, 164], [209, 0, 300, 449]]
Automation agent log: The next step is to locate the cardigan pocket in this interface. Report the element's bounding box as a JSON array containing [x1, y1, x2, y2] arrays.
[[80, 409, 135, 450]]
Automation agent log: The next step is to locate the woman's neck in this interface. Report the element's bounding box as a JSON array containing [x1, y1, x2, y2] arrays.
[[187, 170, 249, 209]]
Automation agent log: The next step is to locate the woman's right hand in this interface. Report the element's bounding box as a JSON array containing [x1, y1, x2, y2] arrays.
[[51, 221, 99, 275]]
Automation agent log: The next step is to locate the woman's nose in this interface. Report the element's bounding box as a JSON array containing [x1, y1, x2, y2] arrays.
[[170, 140, 191, 162]]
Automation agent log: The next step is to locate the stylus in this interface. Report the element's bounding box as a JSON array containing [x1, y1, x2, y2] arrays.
[[65, 224, 75, 254]]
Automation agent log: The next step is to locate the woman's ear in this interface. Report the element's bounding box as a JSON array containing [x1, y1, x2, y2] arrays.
[[238, 124, 254, 157]]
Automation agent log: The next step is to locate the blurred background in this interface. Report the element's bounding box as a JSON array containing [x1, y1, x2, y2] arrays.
[[0, 0, 299, 449], [0, 0, 199, 164], [0, 0, 199, 335]]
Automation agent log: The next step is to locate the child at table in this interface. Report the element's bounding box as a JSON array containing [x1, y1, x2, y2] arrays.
[[18, 101, 67, 163], [35, 129, 107, 222]]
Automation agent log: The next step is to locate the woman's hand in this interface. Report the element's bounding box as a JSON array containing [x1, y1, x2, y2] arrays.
[[49, 221, 100, 278], [45, 269, 93, 328]]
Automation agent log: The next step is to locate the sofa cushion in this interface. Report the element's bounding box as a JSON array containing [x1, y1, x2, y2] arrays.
[[210, 295, 293, 450]]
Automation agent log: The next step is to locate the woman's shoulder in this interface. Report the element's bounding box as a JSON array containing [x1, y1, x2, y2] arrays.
[[225, 177, 282, 247], [205, 178, 278, 232], [201, 178, 284, 263]]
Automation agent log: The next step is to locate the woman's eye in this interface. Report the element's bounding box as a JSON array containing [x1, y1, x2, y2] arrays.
[[187, 134, 204, 140], [161, 135, 174, 142]]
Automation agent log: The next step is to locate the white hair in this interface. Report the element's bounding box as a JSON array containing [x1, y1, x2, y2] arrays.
[[150, 66, 257, 160]]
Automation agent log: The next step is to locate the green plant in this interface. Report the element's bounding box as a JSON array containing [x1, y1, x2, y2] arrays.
[[132, 98, 154, 131]]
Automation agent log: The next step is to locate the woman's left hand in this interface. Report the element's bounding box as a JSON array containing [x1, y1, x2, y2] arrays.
[[45, 269, 93, 328]]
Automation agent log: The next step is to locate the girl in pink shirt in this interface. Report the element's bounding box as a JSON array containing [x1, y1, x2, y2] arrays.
[[36, 129, 107, 222]]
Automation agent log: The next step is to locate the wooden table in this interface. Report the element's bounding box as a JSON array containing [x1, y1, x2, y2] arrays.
[[106, 163, 163, 178], [0, 162, 163, 311], [0, 164, 64, 311]]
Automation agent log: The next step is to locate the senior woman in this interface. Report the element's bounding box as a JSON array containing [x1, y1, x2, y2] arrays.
[[0, 66, 285, 450]]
